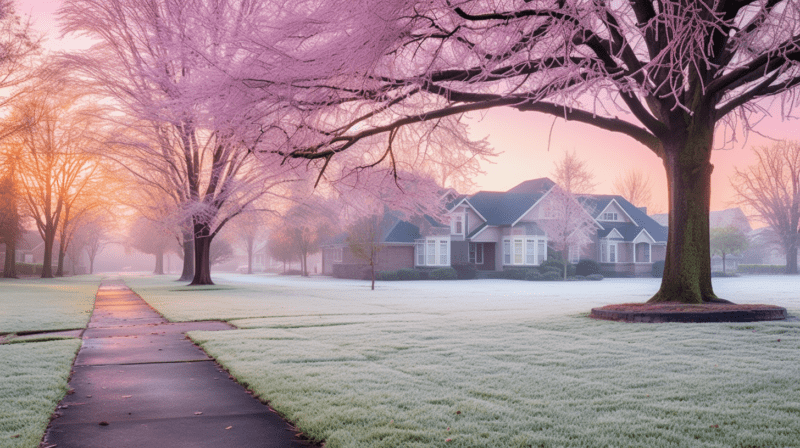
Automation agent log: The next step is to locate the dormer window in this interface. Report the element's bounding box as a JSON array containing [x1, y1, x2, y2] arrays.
[[602, 212, 618, 221]]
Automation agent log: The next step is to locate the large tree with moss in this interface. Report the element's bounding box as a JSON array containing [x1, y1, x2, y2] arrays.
[[257, 0, 800, 304]]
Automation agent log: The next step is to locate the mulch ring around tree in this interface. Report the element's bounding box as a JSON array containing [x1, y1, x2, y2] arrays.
[[590, 302, 788, 323]]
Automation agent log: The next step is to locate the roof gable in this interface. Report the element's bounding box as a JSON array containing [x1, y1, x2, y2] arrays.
[[507, 177, 556, 194], [581, 194, 667, 243]]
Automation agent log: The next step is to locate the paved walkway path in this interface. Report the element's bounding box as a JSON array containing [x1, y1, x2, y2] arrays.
[[44, 278, 311, 448]]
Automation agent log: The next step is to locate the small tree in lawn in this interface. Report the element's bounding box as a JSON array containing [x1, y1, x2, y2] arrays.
[[347, 213, 383, 290], [538, 186, 597, 280], [267, 227, 296, 273], [710, 226, 748, 273], [732, 141, 800, 274]]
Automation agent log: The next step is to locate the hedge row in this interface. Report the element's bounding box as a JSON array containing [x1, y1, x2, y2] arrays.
[[377, 267, 458, 281], [737, 264, 787, 274], [488, 268, 603, 281]]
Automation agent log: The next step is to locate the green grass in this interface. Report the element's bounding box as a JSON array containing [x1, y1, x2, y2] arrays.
[[0, 339, 82, 448], [128, 274, 800, 447], [0, 276, 100, 334]]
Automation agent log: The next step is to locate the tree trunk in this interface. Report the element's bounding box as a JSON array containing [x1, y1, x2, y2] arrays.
[[722, 252, 727, 273], [786, 241, 798, 274], [154, 248, 164, 275], [89, 255, 94, 274], [649, 124, 727, 304], [56, 238, 66, 277], [246, 236, 254, 274], [302, 251, 308, 277], [3, 243, 16, 278], [41, 231, 55, 278], [190, 222, 214, 285], [178, 229, 194, 281]]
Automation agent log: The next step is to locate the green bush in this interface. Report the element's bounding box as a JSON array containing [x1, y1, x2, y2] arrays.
[[575, 259, 600, 276], [525, 270, 542, 281], [397, 268, 422, 280], [737, 264, 787, 275], [451, 262, 478, 280], [502, 269, 528, 280], [429, 267, 457, 280], [540, 271, 562, 281], [487, 271, 504, 279], [587, 273, 604, 281], [571, 275, 586, 281], [417, 269, 429, 280], [377, 270, 399, 281], [651, 260, 665, 278]]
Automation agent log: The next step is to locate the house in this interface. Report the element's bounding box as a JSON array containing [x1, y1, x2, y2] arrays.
[[322, 178, 669, 278], [0, 230, 48, 271]]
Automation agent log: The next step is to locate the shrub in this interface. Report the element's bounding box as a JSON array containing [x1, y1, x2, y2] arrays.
[[539, 259, 575, 276], [587, 273, 604, 281], [397, 268, 422, 280], [711, 271, 739, 278], [737, 264, 787, 275], [451, 262, 478, 280], [571, 275, 586, 281], [377, 270, 399, 281], [525, 270, 542, 281], [501, 269, 527, 280], [429, 267, 457, 280], [651, 260, 665, 278], [416, 269, 429, 280], [540, 271, 562, 281], [15, 263, 43, 276], [487, 271, 504, 279], [575, 259, 600, 276]]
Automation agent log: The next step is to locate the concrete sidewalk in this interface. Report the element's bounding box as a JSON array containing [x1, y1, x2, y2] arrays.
[[44, 279, 312, 448]]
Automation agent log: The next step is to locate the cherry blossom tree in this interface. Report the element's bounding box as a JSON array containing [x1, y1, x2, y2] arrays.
[[257, 0, 800, 304]]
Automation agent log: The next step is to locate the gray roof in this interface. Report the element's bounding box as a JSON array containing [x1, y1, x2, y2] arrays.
[[506, 178, 555, 194], [467, 191, 546, 226]]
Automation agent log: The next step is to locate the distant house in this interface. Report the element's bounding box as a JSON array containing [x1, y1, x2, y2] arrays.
[[322, 178, 669, 278], [0, 230, 52, 271]]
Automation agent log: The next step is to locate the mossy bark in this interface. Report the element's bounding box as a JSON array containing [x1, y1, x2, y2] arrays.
[[649, 115, 727, 304]]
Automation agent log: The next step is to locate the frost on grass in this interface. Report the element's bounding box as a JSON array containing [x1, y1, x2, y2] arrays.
[[0, 277, 99, 333], [139, 274, 800, 447], [0, 340, 81, 448]]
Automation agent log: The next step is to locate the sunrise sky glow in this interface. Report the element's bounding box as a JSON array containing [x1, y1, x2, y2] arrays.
[[19, 0, 800, 218]]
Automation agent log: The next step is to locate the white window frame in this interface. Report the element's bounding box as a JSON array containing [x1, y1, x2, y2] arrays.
[[608, 243, 617, 263], [504, 237, 547, 266], [333, 247, 343, 263], [569, 245, 580, 264], [602, 212, 618, 221], [537, 240, 546, 265], [417, 237, 451, 267], [415, 240, 425, 266]]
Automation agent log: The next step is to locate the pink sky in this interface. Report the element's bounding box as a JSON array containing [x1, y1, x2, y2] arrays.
[[19, 0, 800, 218]]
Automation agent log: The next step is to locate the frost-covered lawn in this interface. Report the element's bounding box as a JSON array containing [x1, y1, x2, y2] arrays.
[[0, 340, 82, 448], [0, 276, 100, 334], [0, 276, 99, 448], [128, 274, 800, 448]]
